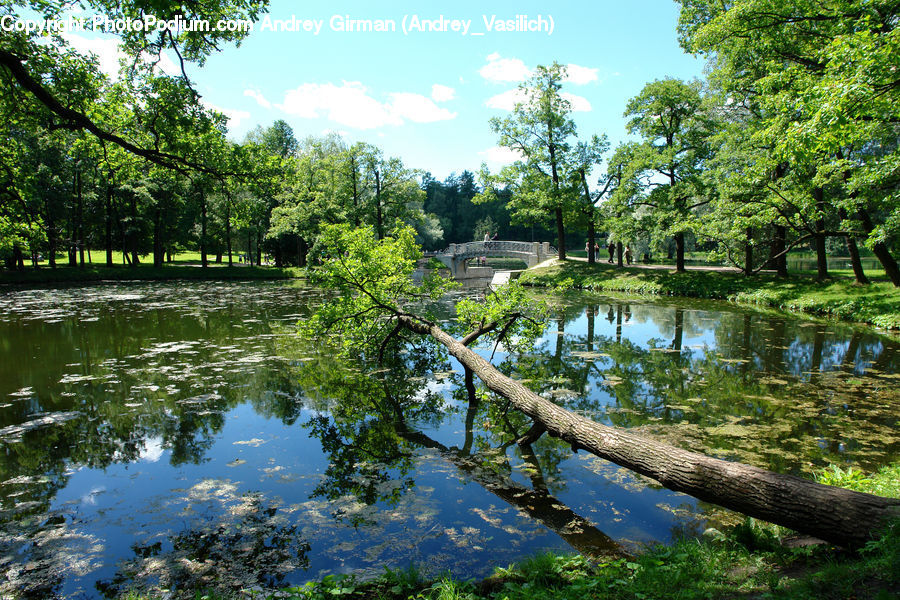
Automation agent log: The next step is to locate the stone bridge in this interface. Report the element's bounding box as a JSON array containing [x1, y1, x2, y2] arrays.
[[432, 241, 554, 279]]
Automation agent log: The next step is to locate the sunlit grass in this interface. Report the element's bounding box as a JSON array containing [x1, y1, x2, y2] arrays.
[[519, 259, 900, 329]]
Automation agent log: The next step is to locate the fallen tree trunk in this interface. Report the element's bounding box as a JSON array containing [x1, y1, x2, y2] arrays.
[[400, 316, 900, 548]]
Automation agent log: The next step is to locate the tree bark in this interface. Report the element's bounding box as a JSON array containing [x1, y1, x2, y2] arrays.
[[75, 169, 84, 267], [129, 193, 139, 267], [200, 187, 208, 268], [744, 227, 753, 276], [675, 231, 686, 272], [105, 182, 114, 267], [225, 200, 232, 267], [838, 208, 869, 285], [767, 225, 788, 277], [580, 169, 596, 265], [555, 207, 566, 261], [813, 187, 829, 281], [153, 207, 163, 268], [399, 316, 900, 548], [857, 206, 900, 287]]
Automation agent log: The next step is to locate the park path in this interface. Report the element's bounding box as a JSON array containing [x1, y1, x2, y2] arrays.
[[542, 256, 744, 274]]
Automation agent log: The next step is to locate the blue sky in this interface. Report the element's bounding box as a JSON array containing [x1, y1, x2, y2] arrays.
[[64, 0, 706, 180]]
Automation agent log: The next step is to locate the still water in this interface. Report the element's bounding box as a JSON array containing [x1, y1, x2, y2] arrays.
[[0, 281, 897, 598]]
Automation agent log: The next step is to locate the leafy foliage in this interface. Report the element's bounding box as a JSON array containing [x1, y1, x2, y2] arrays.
[[301, 224, 456, 357]]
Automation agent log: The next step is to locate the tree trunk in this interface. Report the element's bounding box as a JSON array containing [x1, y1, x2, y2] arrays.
[[838, 207, 869, 285], [549, 128, 566, 261], [399, 316, 900, 548], [767, 225, 788, 277], [66, 170, 78, 267], [580, 169, 596, 265], [857, 206, 900, 287], [105, 183, 114, 267], [12, 243, 24, 271], [616, 242, 623, 268], [555, 208, 566, 260], [153, 207, 163, 269], [68, 173, 77, 267], [76, 169, 85, 267], [129, 194, 139, 267], [46, 207, 56, 268], [813, 187, 829, 281], [675, 231, 685, 272], [200, 188, 208, 268], [744, 227, 753, 276], [298, 238, 308, 267], [225, 201, 232, 267]]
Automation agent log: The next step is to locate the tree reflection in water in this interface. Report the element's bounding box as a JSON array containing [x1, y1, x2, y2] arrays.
[[294, 345, 623, 559]]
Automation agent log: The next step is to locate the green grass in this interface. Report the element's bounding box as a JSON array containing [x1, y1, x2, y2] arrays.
[[16, 249, 269, 268], [0, 263, 303, 284], [518, 259, 900, 329], [119, 463, 900, 600], [1, 250, 304, 283]]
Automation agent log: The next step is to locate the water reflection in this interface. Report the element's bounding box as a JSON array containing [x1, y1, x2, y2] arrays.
[[293, 348, 622, 558], [0, 282, 897, 597], [508, 296, 900, 473]]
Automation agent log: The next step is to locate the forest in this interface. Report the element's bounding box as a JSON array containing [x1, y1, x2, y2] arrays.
[[1, 0, 899, 286]]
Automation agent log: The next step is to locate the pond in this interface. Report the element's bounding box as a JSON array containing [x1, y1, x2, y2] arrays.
[[0, 281, 898, 598]]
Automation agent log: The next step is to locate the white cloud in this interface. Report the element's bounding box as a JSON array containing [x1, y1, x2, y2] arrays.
[[479, 146, 524, 167], [561, 92, 592, 112], [485, 88, 528, 110], [277, 82, 456, 129], [479, 53, 531, 83], [244, 89, 272, 110], [140, 437, 165, 463], [203, 101, 251, 128], [279, 82, 401, 129], [565, 63, 599, 85], [62, 32, 180, 79], [150, 52, 181, 77], [389, 93, 456, 123], [431, 84, 455, 102]]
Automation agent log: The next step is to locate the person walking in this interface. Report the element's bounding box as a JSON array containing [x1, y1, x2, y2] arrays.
[[607, 242, 615, 263], [624, 245, 633, 265]]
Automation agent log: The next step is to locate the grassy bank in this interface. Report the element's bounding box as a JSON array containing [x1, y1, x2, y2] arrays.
[[121, 463, 900, 600], [517, 259, 900, 329], [0, 263, 304, 285]]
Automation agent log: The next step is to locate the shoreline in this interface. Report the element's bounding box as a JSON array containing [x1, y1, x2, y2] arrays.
[[518, 259, 900, 330]]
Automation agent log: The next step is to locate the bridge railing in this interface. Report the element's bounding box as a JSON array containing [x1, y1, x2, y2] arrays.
[[441, 241, 552, 256]]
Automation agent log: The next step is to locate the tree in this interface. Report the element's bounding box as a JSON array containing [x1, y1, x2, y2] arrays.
[[245, 119, 298, 159], [571, 135, 611, 264], [613, 78, 713, 272], [1, 0, 267, 174], [675, 0, 900, 285], [488, 63, 578, 259], [302, 224, 900, 547]]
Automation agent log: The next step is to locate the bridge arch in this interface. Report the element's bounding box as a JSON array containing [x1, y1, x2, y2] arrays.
[[433, 241, 554, 278]]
